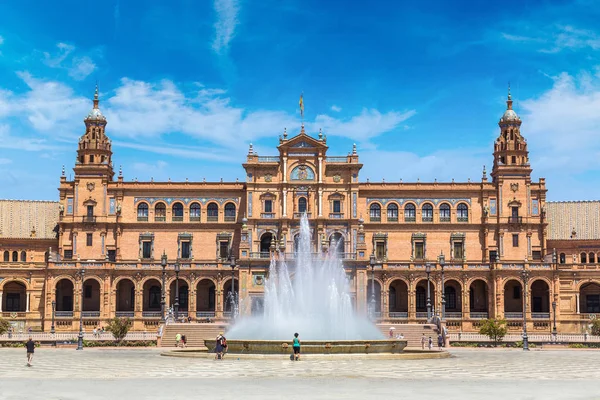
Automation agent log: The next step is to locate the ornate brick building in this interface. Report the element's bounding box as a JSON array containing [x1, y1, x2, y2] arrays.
[[1, 88, 599, 333]]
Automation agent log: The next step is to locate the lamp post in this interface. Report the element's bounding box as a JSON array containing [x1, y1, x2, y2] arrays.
[[160, 251, 167, 323], [369, 253, 377, 319], [521, 262, 530, 351], [76, 268, 86, 351], [51, 300, 56, 334], [425, 263, 432, 321], [230, 254, 237, 318], [439, 252, 446, 320], [552, 248, 558, 339], [174, 262, 180, 321]]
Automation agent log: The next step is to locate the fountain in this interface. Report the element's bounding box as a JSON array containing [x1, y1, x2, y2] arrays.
[[205, 214, 407, 354]]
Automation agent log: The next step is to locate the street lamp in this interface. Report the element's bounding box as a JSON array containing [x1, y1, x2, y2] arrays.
[[552, 248, 558, 339], [76, 268, 86, 351], [229, 254, 237, 318], [51, 300, 56, 334], [438, 252, 446, 320], [174, 262, 180, 321], [521, 263, 530, 351], [369, 253, 377, 319], [425, 263, 432, 321], [160, 251, 167, 323]]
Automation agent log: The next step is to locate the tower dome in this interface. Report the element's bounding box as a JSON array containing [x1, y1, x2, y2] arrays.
[[84, 85, 106, 122], [499, 85, 521, 124]]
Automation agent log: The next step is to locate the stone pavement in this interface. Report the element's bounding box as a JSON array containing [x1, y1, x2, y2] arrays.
[[0, 348, 599, 399]]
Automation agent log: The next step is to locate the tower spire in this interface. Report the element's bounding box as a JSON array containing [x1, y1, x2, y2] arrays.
[[93, 83, 99, 109], [506, 82, 513, 110]]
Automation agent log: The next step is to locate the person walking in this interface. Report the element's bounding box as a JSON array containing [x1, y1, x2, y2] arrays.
[[181, 334, 187, 348], [215, 332, 226, 360], [421, 334, 426, 350], [175, 333, 182, 348], [428, 336, 433, 350], [437, 334, 443, 351], [292, 333, 301, 361], [25, 337, 35, 367]]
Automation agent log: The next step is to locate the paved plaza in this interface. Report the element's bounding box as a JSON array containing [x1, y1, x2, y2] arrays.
[[0, 348, 598, 399]]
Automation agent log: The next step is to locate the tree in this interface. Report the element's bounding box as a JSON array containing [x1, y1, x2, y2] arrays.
[[479, 318, 507, 346], [591, 319, 600, 336], [106, 317, 132, 343], [0, 318, 10, 335]]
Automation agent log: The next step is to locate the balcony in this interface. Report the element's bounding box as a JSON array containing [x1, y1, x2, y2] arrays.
[[509, 216, 523, 224], [250, 252, 271, 259], [189, 216, 201, 222], [172, 216, 183, 222], [294, 212, 312, 219], [531, 312, 550, 319], [389, 312, 408, 319], [207, 215, 218, 222], [329, 213, 344, 219], [327, 156, 348, 163], [457, 216, 469, 223], [82, 311, 100, 318], [82, 216, 96, 223], [469, 312, 489, 319], [224, 215, 236, 222], [196, 311, 216, 319], [387, 216, 398, 222], [261, 213, 275, 219], [155, 216, 166, 222], [55, 311, 73, 318], [137, 216, 148, 222], [142, 311, 162, 318], [416, 312, 428, 319], [445, 312, 462, 319], [504, 312, 523, 319], [258, 156, 279, 163], [405, 216, 416, 222], [340, 253, 357, 260], [116, 311, 135, 318], [439, 216, 451, 222], [370, 216, 381, 222], [422, 216, 433, 222]]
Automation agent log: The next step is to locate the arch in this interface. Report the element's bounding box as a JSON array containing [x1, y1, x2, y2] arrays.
[[404, 203, 416, 222], [298, 197, 308, 213], [116, 279, 135, 312], [329, 232, 344, 255], [503, 279, 523, 313], [260, 232, 274, 254], [366, 279, 382, 314], [154, 202, 166, 222], [12, 251, 18, 262], [415, 279, 436, 313], [137, 202, 149, 220], [422, 203, 433, 222], [3, 251, 8, 262], [386, 203, 398, 221], [196, 278, 216, 313], [20, 251, 27, 262], [55, 278, 74, 312], [143, 278, 162, 312], [293, 233, 300, 254], [581, 252, 587, 264], [559, 253, 566, 264], [444, 279, 462, 312], [469, 279, 489, 314], [580, 282, 600, 313], [190, 202, 201, 221], [172, 202, 184, 221], [170, 279, 189, 311], [2, 281, 27, 312], [590, 253, 596, 264], [457, 203, 469, 222], [530, 279, 550, 313], [224, 202, 236, 221], [439, 203, 451, 222], [290, 165, 315, 181], [388, 279, 408, 313], [369, 203, 381, 221], [207, 202, 219, 221], [223, 278, 239, 312], [82, 278, 101, 312]]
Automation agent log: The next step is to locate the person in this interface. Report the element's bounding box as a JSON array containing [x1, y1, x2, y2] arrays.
[[421, 334, 426, 350], [175, 333, 181, 348], [93, 327, 97, 338], [438, 334, 443, 351], [428, 336, 433, 350], [389, 328, 394, 338], [25, 337, 35, 367], [292, 333, 301, 361], [187, 316, 192, 323], [397, 332, 404, 339], [215, 332, 226, 360], [181, 334, 187, 348]]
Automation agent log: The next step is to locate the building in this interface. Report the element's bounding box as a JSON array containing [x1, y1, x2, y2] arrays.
[[1, 87, 599, 334]]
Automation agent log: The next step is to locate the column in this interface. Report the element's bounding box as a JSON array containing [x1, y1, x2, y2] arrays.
[[576, 293, 580, 314], [527, 233, 532, 258], [26, 292, 30, 312], [283, 157, 288, 183], [282, 190, 287, 217], [0, 291, 2, 312], [499, 233, 504, 258], [318, 189, 323, 217], [408, 288, 416, 320], [462, 284, 470, 320], [318, 156, 323, 183]]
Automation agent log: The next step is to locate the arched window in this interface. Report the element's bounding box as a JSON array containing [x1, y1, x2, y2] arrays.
[[590, 253, 596, 264], [559, 253, 566, 264], [457, 203, 469, 222], [445, 286, 457, 309], [3, 251, 9, 262], [422, 204, 433, 222], [404, 204, 416, 222], [440, 203, 451, 222], [293, 234, 300, 254], [12, 251, 18, 262], [387, 204, 398, 222], [137, 203, 149, 221], [298, 197, 308, 214], [329, 232, 344, 254], [207, 203, 219, 222], [155, 203, 166, 222], [20, 251, 26, 262], [172, 203, 184, 221], [369, 203, 381, 222], [581, 252, 587, 264], [224, 203, 236, 222], [190, 203, 201, 222]]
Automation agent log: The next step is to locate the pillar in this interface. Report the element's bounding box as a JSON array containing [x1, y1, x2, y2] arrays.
[[283, 156, 287, 184], [408, 280, 416, 320], [318, 156, 323, 183], [462, 282, 470, 319], [576, 293, 580, 314], [318, 189, 323, 217], [0, 291, 2, 312], [26, 291, 30, 312], [282, 190, 287, 217]]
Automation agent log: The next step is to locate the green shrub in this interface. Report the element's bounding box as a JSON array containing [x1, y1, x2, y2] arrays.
[[0, 318, 10, 335], [591, 319, 600, 336], [479, 319, 507, 346], [105, 317, 132, 343]]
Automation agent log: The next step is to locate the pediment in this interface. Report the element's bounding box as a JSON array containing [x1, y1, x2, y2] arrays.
[[278, 131, 328, 151]]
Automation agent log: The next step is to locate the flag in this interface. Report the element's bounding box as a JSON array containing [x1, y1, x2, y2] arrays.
[[299, 93, 304, 118]]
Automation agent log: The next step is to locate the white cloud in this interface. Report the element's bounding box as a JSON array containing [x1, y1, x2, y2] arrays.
[[212, 0, 240, 54], [43, 42, 74, 68], [331, 105, 342, 112], [501, 25, 600, 53], [0, 157, 12, 165], [69, 56, 96, 80], [42, 42, 96, 80]]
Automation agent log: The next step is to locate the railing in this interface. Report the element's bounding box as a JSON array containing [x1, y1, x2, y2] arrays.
[[509, 216, 523, 224], [2, 312, 26, 318], [294, 212, 312, 218], [405, 216, 416, 222], [207, 215, 218, 222], [457, 216, 469, 222], [250, 252, 271, 259], [327, 156, 348, 163], [387, 216, 398, 222], [82, 311, 100, 318], [155, 216, 166, 222], [439, 216, 451, 222], [223, 311, 232, 318], [329, 213, 344, 219], [531, 312, 550, 319], [261, 213, 275, 219], [581, 314, 599, 320], [370, 312, 382, 319], [137, 216, 148, 222], [55, 311, 73, 318], [445, 312, 463, 319], [189, 216, 201, 222], [469, 312, 489, 319], [172, 216, 183, 222], [196, 311, 216, 318], [258, 156, 280, 163], [422, 216, 433, 222], [449, 333, 600, 343], [389, 312, 408, 319], [82, 216, 96, 223], [224, 216, 236, 222], [341, 253, 357, 260], [0, 331, 158, 342], [505, 312, 523, 319], [116, 311, 135, 318], [142, 311, 162, 318], [416, 312, 428, 318], [370, 216, 381, 222]]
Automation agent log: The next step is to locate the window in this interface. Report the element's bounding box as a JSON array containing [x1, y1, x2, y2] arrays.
[[457, 204, 469, 222], [84, 284, 92, 299], [333, 200, 341, 213], [207, 203, 219, 222], [532, 251, 542, 260], [416, 286, 426, 310], [86, 233, 93, 247], [149, 286, 161, 308], [219, 241, 230, 259], [67, 198, 73, 215], [190, 203, 201, 221], [376, 241, 386, 260], [20, 251, 27, 262], [369, 204, 381, 222], [489, 250, 498, 262], [414, 242, 424, 259], [387, 204, 398, 222], [224, 203, 236, 222], [511, 155, 516, 164], [298, 197, 307, 213], [445, 287, 457, 309], [87, 205, 94, 217], [559, 253, 566, 264], [107, 250, 116, 262], [181, 241, 191, 259], [513, 285, 521, 299], [137, 203, 149, 221], [581, 252, 587, 263], [155, 203, 166, 222], [404, 204, 416, 222], [142, 241, 152, 259], [64, 250, 73, 260], [3, 251, 8, 262], [172, 203, 184, 222], [12, 251, 18, 262], [412, 233, 426, 260], [264, 199, 273, 213], [422, 204, 433, 222], [590, 253, 596, 264], [440, 204, 451, 222], [453, 241, 464, 260], [512, 234, 519, 247]]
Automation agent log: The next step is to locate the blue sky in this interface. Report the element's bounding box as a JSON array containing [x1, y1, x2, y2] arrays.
[[1, 0, 600, 201]]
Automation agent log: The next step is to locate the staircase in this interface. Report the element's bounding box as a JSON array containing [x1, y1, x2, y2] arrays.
[[377, 323, 438, 348], [161, 323, 229, 348]]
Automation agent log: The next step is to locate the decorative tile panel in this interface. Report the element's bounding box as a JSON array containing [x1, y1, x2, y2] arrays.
[[366, 198, 472, 206]]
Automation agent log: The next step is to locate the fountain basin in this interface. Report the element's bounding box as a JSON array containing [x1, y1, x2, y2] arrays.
[[204, 339, 407, 354]]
